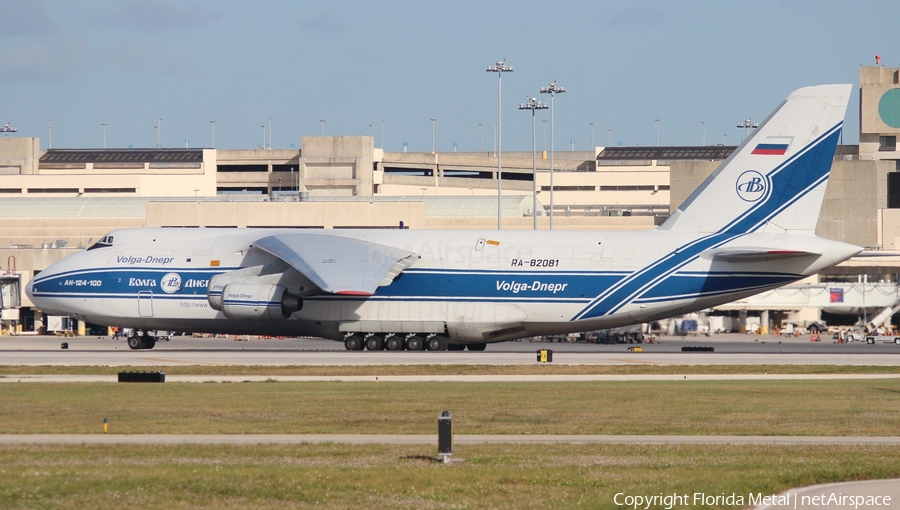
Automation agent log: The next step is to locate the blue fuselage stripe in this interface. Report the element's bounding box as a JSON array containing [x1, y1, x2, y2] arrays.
[[32, 267, 806, 310], [570, 123, 840, 320]]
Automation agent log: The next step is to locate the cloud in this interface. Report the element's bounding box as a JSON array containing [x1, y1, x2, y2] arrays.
[[0, 0, 58, 36], [106, 39, 193, 76], [297, 11, 347, 32], [95, 0, 221, 32], [0, 38, 90, 82], [606, 5, 665, 28], [0, 36, 192, 82]]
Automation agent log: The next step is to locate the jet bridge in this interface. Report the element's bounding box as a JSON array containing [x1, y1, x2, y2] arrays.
[[0, 257, 22, 334]]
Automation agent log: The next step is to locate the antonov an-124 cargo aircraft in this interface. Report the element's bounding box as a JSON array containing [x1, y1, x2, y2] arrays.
[[27, 84, 860, 351]]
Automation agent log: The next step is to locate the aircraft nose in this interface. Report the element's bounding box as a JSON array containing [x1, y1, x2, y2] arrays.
[[24, 278, 34, 301]]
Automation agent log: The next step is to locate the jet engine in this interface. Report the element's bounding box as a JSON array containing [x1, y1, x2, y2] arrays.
[[219, 283, 302, 320]]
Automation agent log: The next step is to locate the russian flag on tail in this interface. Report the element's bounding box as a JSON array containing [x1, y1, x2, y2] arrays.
[[752, 136, 793, 155]]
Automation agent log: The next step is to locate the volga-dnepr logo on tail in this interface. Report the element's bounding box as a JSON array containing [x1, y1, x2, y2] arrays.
[[736, 170, 767, 202]]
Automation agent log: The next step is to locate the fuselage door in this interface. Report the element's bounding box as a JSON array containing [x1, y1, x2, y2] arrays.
[[138, 291, 153, 317]]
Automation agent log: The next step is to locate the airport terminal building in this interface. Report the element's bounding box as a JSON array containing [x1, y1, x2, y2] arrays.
[[2, 65, 900, 334]]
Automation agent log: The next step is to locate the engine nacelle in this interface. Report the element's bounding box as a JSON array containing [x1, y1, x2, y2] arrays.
[[208, 272, 247, 311], [220, 283, 302, 320]]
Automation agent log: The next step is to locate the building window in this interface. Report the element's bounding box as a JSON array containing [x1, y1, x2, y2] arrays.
[[84, 188, 136, 193], [26, 188, 79, 194], [539, 186, 596, 191], [598, 185, 656, 191], [880, 136, 897, 151], [888, 172, 900, 208]]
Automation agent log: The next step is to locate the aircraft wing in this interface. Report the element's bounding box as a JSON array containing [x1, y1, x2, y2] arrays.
[[253, 234, 417, 296]]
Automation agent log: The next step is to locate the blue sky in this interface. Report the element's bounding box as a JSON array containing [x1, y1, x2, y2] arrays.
[[0, 0, 894, 151]]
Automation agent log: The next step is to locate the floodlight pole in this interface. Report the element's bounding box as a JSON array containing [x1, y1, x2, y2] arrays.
[[736, 118, 759, 140], [542, 119, 547, 151], [479, 123, 483, 152], [487, 59, 512, 229], [540, 81, 565, 230], [430, 118, 436, 153], [520, 96, 548, 230]]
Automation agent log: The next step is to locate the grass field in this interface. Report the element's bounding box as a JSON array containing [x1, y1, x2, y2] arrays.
[[3, 363, 900, 376], [4, 373, 900, 507], [2, 379, 900, 435], [1, 443, 899, 509]]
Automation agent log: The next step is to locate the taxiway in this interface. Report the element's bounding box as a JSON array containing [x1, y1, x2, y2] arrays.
[[1, 334, 899, 366]]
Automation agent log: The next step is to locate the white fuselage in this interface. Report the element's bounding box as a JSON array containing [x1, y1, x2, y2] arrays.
[[27, 227, 860, 344]]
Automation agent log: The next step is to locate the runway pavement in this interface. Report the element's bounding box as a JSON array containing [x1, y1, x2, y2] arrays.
[[755, 479, 900, 510], [2, 334, 900, 366]]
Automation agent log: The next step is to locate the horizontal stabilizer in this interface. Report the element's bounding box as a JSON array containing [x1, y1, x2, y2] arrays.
[[253, 234, 416, 295], [707, 248, 820, 262]]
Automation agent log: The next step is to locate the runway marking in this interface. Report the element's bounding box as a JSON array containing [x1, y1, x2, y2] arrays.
[[137, 357, 229, 365], [137, 357, 192, 363], [609, 357, 666, 365]]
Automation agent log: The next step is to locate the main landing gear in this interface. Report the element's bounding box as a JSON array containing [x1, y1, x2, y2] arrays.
[[126, 330, 164, 350], [342, 333, 486, 352]]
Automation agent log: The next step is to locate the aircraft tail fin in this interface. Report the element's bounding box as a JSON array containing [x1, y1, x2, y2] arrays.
[[660, 84, 851, 235]]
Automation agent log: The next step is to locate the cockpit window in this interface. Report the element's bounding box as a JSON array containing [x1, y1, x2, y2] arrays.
[[86, 235, 114, 251]]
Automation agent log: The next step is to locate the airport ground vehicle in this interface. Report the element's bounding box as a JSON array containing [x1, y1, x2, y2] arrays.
[[864, 335, 900, 345], [779, 320, 826, 336], [586, 325, 645, 344]]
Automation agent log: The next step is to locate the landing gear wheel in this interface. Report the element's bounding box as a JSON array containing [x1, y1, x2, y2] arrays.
[[405, 335, 425, 351], [384, 334, 404, 351], [466, 342, 487, 351], [365, 335, 384, 351], [425, 335, 447, 351], [447, 343, 465, 351], [127, 335, 144, 350], [344, 335, 364, 351], [143, 337, 156, 350]]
